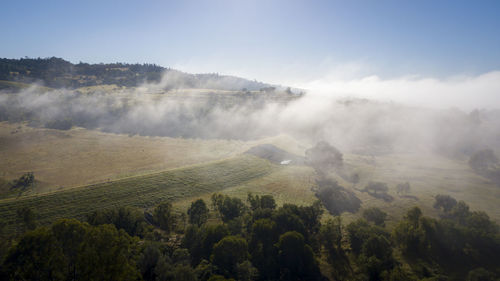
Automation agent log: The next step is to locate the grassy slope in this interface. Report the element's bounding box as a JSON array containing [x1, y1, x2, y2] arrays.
[[0, 155, 276, 233], [2, 145, 498, 234], [0, 80, 31, 91], [337, 152, 500, 226], [173, 164, 317, 211], [173, 150, 500, 228], [0, 80, 52, 92], [0, 122, 253, 192], [1, 121, 498, 235]]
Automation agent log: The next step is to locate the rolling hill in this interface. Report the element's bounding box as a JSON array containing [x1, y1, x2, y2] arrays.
[[0, 57, 275, 90]]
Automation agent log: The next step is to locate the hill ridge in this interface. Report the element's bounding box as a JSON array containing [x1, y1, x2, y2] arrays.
[[0, 57, 274, 90]]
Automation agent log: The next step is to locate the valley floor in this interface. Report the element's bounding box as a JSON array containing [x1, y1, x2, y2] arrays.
[[1, 122, 499, 236]]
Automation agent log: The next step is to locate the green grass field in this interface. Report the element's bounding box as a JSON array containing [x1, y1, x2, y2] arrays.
[[2, 148, 499, 237], [0, 155, 277, 234]]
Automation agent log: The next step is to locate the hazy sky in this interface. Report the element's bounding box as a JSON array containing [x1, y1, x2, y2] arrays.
[[1, 0, 500, 85]]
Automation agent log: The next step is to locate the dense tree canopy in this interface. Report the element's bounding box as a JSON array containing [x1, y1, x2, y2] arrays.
[[3, 219, 139, 281], [1, 194, 499, 281]]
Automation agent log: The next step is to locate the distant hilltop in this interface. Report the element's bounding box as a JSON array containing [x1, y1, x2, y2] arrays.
[[0, 57, 290, 91]]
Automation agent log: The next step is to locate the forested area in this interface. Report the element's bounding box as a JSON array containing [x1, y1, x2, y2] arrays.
[[0, 57, 164, 88], [0, 192, 498, 281], [0, 57, 271, 90]]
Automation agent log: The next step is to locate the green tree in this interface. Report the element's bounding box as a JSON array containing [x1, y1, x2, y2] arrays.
[[272, 207, 307, 239], [155, 255, 174, 281], [76, 224, 140, 280], [249, 219, 279, 280], [392, 207, 426, 256], [173, 248, 191, 265], [188, 199, 209, 227], [260, 195, 277, 210], [449, 200, 471, 225], [247, 193, 277, 210], [207, 275, 235, 281], [236, 260, 259, 281], [211, 235, 249, 277], [358, 235, 394, 281], [86, 206, 147, 237], [363, 207, 388, 226], [467, 268, 497, 281], [3, 227, 66, 281], [305, 141, 343, 177], [365, 181, 389, 194], [184, 224, 230, 265], [51, 219, 88, 280], [396, 182, 410, 195], [433, 194, 457, 213], [469, 149, 498, 171], [137, 243, 163, 281], [173, 264, 198, 281], [16, 207, 36, 231], [211, 193, 224, 216], [218, 196, 246, 223], [195, 259, 217, 281], [276, 231, 322, 281], [153, 201, 177, 233], [346, 218, 395, 281], [319, 217, 352, 280], [11, 172, 35, 190]]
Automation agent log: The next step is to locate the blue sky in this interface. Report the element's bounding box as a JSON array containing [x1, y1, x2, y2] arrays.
[[1, 0, 500, 83]]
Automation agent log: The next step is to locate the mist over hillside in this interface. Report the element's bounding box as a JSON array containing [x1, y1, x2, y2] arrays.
[[1, 69, 500, 162]]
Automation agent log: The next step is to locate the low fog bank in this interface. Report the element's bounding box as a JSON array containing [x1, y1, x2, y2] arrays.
[[292, 71, 500, 111], [1, 71, 500, 159]]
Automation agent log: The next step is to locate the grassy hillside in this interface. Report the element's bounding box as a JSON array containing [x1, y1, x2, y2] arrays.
[[334, 152, 500, 226], [173, 164, 317, 211], [0, 122, 252, 191], [174, 151, 500, 227], [0, 154, 276, 233], [0, 80, 52, 92], [0, 80, 30, 91], [1, 122, 499, 238]]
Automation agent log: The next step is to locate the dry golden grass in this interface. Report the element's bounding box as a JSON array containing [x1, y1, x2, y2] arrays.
[[1, 121, 498, 226], [0, 154, 276, 234], [338, 152, 500, 225], [75, 84, 123, 94], [0, 122, 253, 192], [0, 122, 305, 194], [173, 164, 318, 212]]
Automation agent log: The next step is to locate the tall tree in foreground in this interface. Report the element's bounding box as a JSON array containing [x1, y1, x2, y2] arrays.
[[153, 202, 177, 233], [276, 231, 322, 281], [211, 235, 249, 278], [3, 227, 66, 281], [188, 199, 209, 227], [319, 217, 352, 280], [3, 219, 140, 281]]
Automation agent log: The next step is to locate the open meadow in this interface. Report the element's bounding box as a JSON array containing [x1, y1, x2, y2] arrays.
[[0, 122, 252, 192]]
